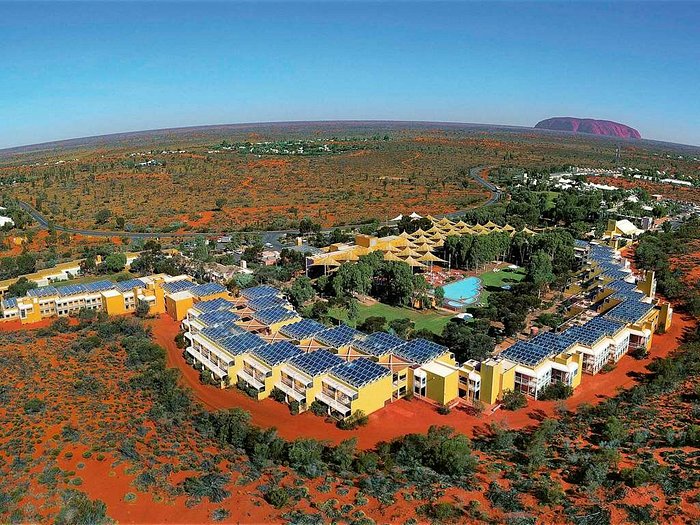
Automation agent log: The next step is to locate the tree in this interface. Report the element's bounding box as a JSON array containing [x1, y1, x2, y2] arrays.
[[6, 276, 37, 298], [389, 318, 415, 338], [527, 250, 555, 293], [288, 276, 315, 307], [358, 316, 387, 333], [102, 253, 127, 273], [433, 286, 445, 306], [501, 390, 527, 410], [346, 297, 360, 327], [299, 217, 321, 234], [135, 299, 150, 318], [115, 216, 126, 229], [372, 261, 415, 305], [440, 321, 494, 362], [94, 209, 112, 225], [215, 197, 227, 210]]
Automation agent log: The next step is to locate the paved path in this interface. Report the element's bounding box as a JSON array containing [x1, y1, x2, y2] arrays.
[[17, 165, 501, 247]]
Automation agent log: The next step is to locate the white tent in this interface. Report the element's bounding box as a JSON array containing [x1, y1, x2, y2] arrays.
[[409, 212, 423, 219], [390, 214, 403, 222]]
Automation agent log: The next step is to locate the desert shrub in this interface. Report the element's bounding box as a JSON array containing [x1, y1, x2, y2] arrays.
[[264, 486, 290, 508], [486, 481, 523, 512], [417, 502, 463, 521], [391, 425, 477, 477], [38, 466, 62, 487], [61, 425, 81, 442], [211, 508, 230, 521], [501, 390, 527, 410], [538, 382, 573, 400], [533, 476, 566, 505], [289, 400, 300, 415], [310, 400, 327, 417], [288, 439, 326, 478], [620, 504, 656, 525], [236, 378, 259, 398], [124, 493, 136, 503], [182, 473, 231, 503], [55, 490, 109, 525], [437, 404, 451, 415], [270, 387, 286, 403], [337, 410, 368, 430], [23, 398, 46, 415]]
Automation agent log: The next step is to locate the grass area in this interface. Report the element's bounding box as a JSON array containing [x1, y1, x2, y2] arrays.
[[466, 266, 527, 307], [534, 190, 560, 211], [51, 272, 134, 287], [329, 302, 453, 335]]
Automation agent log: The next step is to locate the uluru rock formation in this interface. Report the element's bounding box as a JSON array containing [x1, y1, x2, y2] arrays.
[[535, 117, 641, 139]]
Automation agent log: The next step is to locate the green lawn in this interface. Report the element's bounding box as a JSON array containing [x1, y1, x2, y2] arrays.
[[465, 266, 527, 307], [51, 272, 135, 288], [329, 302, 453, 335]]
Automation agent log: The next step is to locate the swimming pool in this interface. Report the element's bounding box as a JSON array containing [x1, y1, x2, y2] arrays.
[[440, 276, 482, 308]]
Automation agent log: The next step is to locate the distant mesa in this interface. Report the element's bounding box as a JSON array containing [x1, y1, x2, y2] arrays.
[[535, 117, 641, 139]]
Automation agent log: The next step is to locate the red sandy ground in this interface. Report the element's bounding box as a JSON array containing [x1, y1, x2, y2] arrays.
[[149, 308, 695, 450]]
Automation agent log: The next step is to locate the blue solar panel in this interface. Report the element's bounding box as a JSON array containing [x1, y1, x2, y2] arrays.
[[530, 332, 577, 354], [82, 280, 115, 293], [57, 284, 87, 297], [2, 297, 17, 309], [197, 309, 240, 327], [241, 285, 281, 300], [395, 338, 448, 364], [605, 280, 638, 292], [314, 324, 362, 348], [289, 349, 343, 377], [354, 331, 405, 357], [248, 295, 289, 311], [193, 298, 234, 314], [603, 300, 654, 324], [332, 357, 390, 388], [252, 341, 303, 367], [217, 332, 267, 356], [200, 324, 247, 342], [28, 286, 59, 298], [190, 282, 227, 298], [114, 278, 146, 292], [252, 306, 299, 325], [279, 319, 328, 341], [163, 280, 196, 293], [500, 340, 554, 367]]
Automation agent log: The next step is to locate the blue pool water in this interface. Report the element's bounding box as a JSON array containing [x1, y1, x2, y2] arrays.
[[441, 276, 482, 308]]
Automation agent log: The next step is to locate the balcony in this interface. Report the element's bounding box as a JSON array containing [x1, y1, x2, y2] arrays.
[[186, 346, 227, 379], [238, 369, 264, 391], [316, 391, 351, 417], [275, 381, 306, 402]]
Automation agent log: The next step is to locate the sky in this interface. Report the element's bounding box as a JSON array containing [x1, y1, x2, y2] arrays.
[[1, 1, 699, 148]]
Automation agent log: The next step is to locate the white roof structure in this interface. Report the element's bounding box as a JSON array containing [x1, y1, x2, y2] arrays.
[[409, 212, 423, 219], [390, 214, 403, 222], [0, 216, 14, 227], [616, 219, 643, 237]]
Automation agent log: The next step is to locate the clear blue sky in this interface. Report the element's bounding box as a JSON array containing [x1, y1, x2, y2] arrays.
[[1, 1, 699, 148]]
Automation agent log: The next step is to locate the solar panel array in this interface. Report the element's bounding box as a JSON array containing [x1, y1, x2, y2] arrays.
[[314, 324, 362, 348], [57, 280, 115, 297], [252, 306, 299, 325], [28, 286, 59, 298], [603, 300, 654, 324], [114, 278, 146, 292], [500, 340, 553, 367], [193, 298, 235, 314], [163, 280, 196, 293], [201, 324, 247, 342], [530, 331, 577, 354], [354, 331, 405, 357], [241, 285, 281, 300], [332, 357, 390, 388], [279, 319, 327, 340], [197, 309, 240, 327], [248, 294, 289, 311], [217, 332, 267, 356], [395, 338, 448, 364], [289, 349, 343, 377], [1, 297, 17, 309], [252, 341, 303, 367], [189, 282, 227, 298]]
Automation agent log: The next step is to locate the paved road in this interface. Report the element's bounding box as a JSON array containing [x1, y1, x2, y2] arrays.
[[17, 165, 501, 248]]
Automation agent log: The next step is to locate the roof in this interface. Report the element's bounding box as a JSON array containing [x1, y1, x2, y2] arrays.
[[57, 280, 114, 297], [27, 286, 59, 298], [247, 294, 289, 311], [603, 300, 655, 324], [241, 285, 281, 300], [289, 349, 343, 377], [331, 357, 390, 388], [252, 341, 303, 367], [192, 298, 235, 314], [251, 306, 299, 325], [395, 338, 449, 364], [314, 324, 362, 348], [200, 324, 247, 342], [163, 280, 196, 294], [615, 219, 643, 236], [114, 278, 146, 292], [1, 297, 17, 309], [197, 309, 241, 327], [189, 282, 227, 298], [217, 332, 268, 356], [353, 331, 405, 357], [421, 360, 457, 378], [500, 340, 554, 368], [279, 319, 328, 341]]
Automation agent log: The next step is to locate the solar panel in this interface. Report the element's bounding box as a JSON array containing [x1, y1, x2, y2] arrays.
[[241, 285, 281, 300], [83, 280, 115, 293], [28, 286, 59, 298], [2, 297, 17, 309], [395, 338, 448, 364], [289, 349, 343, 377], [314, 324, 362, 348], [279, 319, 328, 341], [500, 340, 553, 367], [248, 295, 289, 311], [193, 298, 235, 314], [606, 280, 638, 292], [331, 358, 390, 388], [190, 282, 227, 298], [217, 332, 267, 356], [114, 278, 146, 292], [163, 280, 196, 293], [57, 284, 87, 297], [603, 300, 654, 324], [197, 309, 240, 327], [200, 324, 247, 342], [252, 341, 303, 367], [252, 306, 299, 326], [354, 331, 405, 357], [530, 331, 577, 354]]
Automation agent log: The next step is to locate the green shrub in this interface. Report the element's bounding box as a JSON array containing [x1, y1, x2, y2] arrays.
[[501, 390, 527, 411]]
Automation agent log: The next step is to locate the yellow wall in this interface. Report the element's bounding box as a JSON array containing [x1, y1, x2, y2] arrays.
[[19, 298, 42, 324], [425, 369, 459, 406], [349, 375, 393, 416], [165, 295, 194, 321], [102, 294, 126, 316]]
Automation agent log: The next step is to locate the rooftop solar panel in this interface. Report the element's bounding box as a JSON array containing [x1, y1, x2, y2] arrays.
[[395, 338, 448, 364], [530, 331, 577, 354], [252, 306, 299, 325], [190, 282, 227, 298], [500, 340, 553, 367], [289, 349, 343, 377], [241, 285, 281, 299], [354, 331, 405, 357], [83, 280, 115, 293], [193, 298, 235, 314], [28, 286, 59, 298], [252, 341, 303, 367], [163, 280, 196, 293], [56, 284, 87, 297], [2, 297, 17, 309], [332, 357, 390, 388], [197, 309, 240, 327], [603, 300, 655, 324], [200, 324, 247, 342], [279, 319, 328, 340], [248, 295, 289, 311], [217, 332, 267, 356], [114, 278, 146, 292], [314, 324, 362, 348]]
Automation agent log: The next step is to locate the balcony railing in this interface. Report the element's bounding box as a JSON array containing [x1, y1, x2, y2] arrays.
[[316, 391, 351, 417], [238, 369, 264, 391], [186, 346, 227, 379], [275, 381, 306, 402]]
